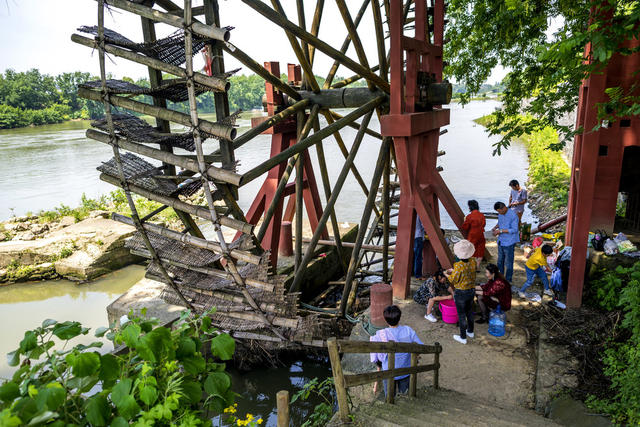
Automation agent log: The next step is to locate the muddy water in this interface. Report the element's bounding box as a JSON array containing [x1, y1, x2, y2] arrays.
[[0, 265, 145, 380]]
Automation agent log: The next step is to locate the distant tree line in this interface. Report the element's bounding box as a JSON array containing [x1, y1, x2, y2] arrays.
[[0, 68, 365, 129]]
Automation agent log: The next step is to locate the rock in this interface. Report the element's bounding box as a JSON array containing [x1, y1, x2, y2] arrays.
[[5, 222, 29, 232], [0, 217, 143, 281], [106, 278, 183, 326], [29, 223, 49, 235], [89, 210, 111, 219], [58, 216, 76, 228], [53, 218, 142, 281], [12, 231, 36, 241]]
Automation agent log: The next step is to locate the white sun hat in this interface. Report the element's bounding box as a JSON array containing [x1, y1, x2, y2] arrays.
[[453, 239, 475, 260]]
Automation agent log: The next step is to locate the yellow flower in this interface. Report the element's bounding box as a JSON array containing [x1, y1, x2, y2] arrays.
[[257, 419, 263, 425]]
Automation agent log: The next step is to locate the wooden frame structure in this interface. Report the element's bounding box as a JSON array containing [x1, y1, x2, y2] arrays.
[[565, 34, 640, 307], [327, 337, 442, 422], [74, 0, 456, 346]]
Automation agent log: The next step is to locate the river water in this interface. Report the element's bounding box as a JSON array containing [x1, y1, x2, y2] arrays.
[[0, 100, 534, 424]]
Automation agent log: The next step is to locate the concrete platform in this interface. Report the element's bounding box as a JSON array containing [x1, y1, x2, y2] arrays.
[[106, 277, 183, 326]]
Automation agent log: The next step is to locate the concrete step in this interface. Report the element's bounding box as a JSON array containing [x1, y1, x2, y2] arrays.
[[350, 388, 560, 427]]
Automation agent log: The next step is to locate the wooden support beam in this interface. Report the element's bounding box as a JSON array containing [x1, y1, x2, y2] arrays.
[[242, 0, 389, 92], [105, 0, 230, 41], [296, 88, 384, 108], [289, 110, 374, 293], [101, 173, 253, 233], [79, 88, 236, 141], [71, 34, 229, 92], [242, 96, 385, 185], [340, 138, 390, 315], [86, 129, 240, 185], [231, 99, 311, 150]]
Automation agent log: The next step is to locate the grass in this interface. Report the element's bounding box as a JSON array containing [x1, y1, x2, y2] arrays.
[[475, 114, 570, 209], [35, 190, 180, 225]]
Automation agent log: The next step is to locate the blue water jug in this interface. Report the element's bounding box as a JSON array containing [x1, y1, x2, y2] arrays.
[[488, 304, 506, 337]]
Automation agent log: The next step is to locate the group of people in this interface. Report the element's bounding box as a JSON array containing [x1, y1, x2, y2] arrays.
[[369, 180, 556, 397], [412, 179, 554, 343]]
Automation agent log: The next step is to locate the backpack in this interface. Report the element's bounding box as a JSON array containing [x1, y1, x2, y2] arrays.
[[549, 267, 563, 292], [591, 230, 608, 251]]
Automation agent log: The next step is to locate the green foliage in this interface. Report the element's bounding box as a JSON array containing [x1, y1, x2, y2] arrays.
[[291, 377, 336, 427], [445, 0, 640, 152], [0, 310, 236, 426], [585, 261, 640, 424], [476, 114, 570, 207]]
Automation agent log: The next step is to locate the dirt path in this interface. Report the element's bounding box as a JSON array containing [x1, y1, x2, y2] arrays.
[[344, 240, 555, 410]]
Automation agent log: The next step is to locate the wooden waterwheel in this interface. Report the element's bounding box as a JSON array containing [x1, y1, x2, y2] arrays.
[[72, 0, 454, 351]]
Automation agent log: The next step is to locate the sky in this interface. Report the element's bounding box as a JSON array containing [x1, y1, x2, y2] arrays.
[[0, 0, 507, 83]]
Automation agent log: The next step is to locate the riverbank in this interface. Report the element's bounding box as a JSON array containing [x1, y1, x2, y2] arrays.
[[475, 115, 569, 230]]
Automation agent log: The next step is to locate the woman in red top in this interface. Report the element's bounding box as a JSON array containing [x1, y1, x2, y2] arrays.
[[461, 200, 486, 267], [475, 263, 512, 323]]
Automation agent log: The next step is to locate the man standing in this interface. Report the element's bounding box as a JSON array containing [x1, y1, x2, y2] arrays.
[[508, 179, 527, 227], [492, 202, 520, 282], [413, 216, 425, 279]]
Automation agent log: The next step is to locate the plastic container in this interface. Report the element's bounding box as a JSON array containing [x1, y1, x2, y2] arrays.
[[488, 304, 506, 337], [439, 299, 458, 324]]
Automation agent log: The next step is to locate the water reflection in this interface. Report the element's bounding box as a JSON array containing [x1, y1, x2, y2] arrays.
[[0, 265, 145, 379]]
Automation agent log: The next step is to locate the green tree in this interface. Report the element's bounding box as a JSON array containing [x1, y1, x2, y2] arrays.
[[0, 69, 60, 110], [55, 71, 92, 111], [445, 0, 640, 153]]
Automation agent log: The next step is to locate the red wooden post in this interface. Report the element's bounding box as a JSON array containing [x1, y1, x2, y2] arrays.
[[381, 0, 458, 299]]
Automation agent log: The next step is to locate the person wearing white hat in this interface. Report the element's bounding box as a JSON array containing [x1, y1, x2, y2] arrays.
[[445, 239, 477, 345]]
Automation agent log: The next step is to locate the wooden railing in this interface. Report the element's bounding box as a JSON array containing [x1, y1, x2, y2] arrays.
[[327, 337, 442, 422]]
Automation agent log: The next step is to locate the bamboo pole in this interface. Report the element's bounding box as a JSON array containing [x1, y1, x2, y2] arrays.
[[231, 99, 310, 150], [255, 105, 319, 242], [321, 110, 381, 218], [330, 65, 381, 89], [86, 129, 241, 185], [328, 110, 382, 139], [241, 96, 385, 185], [71, 34, 229, 92], [289, 110, 374, 293], [409, 353, 418, 397], [296, 0, 309, 63], [78, 88, 236, 141], [111, 213, 260, 264], [323, 0, 371, 89], [371, 0, 389, 80], [204, 0, 235, 169], [313, 116, 346, 273], [307, 0, 325, 65], [101, 174, 252, 233], [335, 0, 373, 90], [294, 111, 304, 271], [96, 0, 194, 311], [299, 238, 395, 254], [269, 0, 320, 93], [105, 0, 230, 41], [221, 41, 301, 100], [242, 0, 389, 92], [339, 138, 389, 316], [184, 0, 286, 339]]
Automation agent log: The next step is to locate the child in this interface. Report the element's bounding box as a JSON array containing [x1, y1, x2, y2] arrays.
[[519, 243, 554, 298], [370, 305, 423, 396]]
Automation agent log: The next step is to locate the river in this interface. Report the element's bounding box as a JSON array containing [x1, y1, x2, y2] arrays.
[[0, 100, 534, 424]]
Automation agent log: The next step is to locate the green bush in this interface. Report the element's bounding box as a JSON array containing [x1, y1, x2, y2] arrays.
[[586, 262, 640, 425], [0, 310, 236, 426], [476, 114, 570, 209]]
